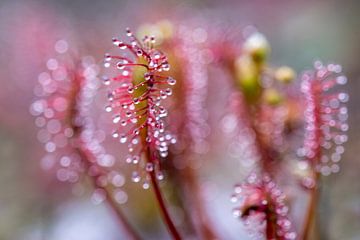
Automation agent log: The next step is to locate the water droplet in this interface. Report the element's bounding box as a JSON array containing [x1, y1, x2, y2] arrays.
[[167, 77, 176, 85], [55, 40, 68, 54], [165, 88, 172, 96], [45, 142, 56, 153], [114, 190, 128, 204], [336, 76, 347, 85], [156, 172, 164, 180], [160, 152, 168, 158], [338, 93, 349, 103], [125, 155, 132, 163], [107, 92, 114, 101], [162, 63, 170, 71], [104, 53, 112, 61], [126, 28, 132, 37], [91, 189, 106, 204], [131, 171, 141, 182], [133, 98, 140, 104], [105, 105, 112, 112], [144, 73, 151, 81], [132, 156, 139, 164], [60, 156, 71, 167], [146, 162, 154, 172], [112, 131, 119, 138], [120, 135, 127, 143], [127, 87, 134, 93], [232, 209, 241, 218], [230, 194, 238, 203], [113, 115, 121, 123], [136, 50, 143, 56], [142, 181, 150, 189], [112, 174, 125, 187], [234, 184, 242, 194], [47, 58, 58, 70]]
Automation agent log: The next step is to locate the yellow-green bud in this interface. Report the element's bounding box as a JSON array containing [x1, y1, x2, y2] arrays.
[[275, 66, 296, 84], [157, 20, 174, 39], [243, 32, 270, 64], [235, 56, 261, 102], [263, 88, 283, 106], [136, 20, 174, 46]]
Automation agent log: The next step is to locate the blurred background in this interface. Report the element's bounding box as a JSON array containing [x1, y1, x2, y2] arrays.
[[0, 0, 359, 239]]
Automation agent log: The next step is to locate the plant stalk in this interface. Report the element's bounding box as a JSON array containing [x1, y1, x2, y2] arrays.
[[302, 172, 320, 240], [149, 170, 182, 240]]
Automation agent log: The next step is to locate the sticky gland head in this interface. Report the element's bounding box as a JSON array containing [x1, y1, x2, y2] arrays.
[[104, 28, 177, 188], [299, 61, 348, 177], [231, 173, 296, 240]]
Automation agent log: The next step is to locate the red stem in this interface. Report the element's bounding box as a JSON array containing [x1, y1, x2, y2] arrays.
[[149, 171, 182, 240], [301, 172, 320, 240]]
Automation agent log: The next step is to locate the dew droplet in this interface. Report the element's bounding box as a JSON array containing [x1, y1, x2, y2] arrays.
[[120, 135, 127, 143], [104, 53, 112, 61], [162, 63, 170, 71], [132, 156, 139, 164], [156, 171, 164, 180], [338, 93, 349, 103], [133, 98, 140, 104], [127, 87, 134, 93], [131, 171, 141, 183], [114, 190, 128, 204], [230, 194, 238, 203], [144, 73, 151, 81], [112, 174, 125, 187], [167, 77, 176, 85], [112, 131, 119, 138], [232, 209, 241, 218], [136, 50, 143, 56], [142, 181, 150, 189], [165, 88, 172, 96], [91, 189, 106, 204], [126, 28, 132, 37], [113, 115, 121, 123], [107, 92, 114, 101], [336, 76, 347, 85], [105, 105, 112, 112], [146, 162, 154, 172]]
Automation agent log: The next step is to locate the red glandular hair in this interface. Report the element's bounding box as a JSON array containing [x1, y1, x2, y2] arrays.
[[231, 173, 296, 240], [298, 61, 348, 179], [103, 29, 176, 188]]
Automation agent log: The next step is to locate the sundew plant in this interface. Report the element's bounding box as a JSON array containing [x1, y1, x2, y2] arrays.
[[31, 19, 348, 240]]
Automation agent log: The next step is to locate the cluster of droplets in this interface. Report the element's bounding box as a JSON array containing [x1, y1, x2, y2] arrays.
[[175, 26, 212, 159], [298, 61, 348, 179], [231, 173, 296, 240], [31, 42, 127, 204], [103, 28, 176, 188]]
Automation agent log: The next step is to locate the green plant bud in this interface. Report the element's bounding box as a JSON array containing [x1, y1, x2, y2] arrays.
[[235, 56, 262, 102], [263, 88, 283, 106], [243, 32, 270, 64], [275, 66, 296, 84]]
